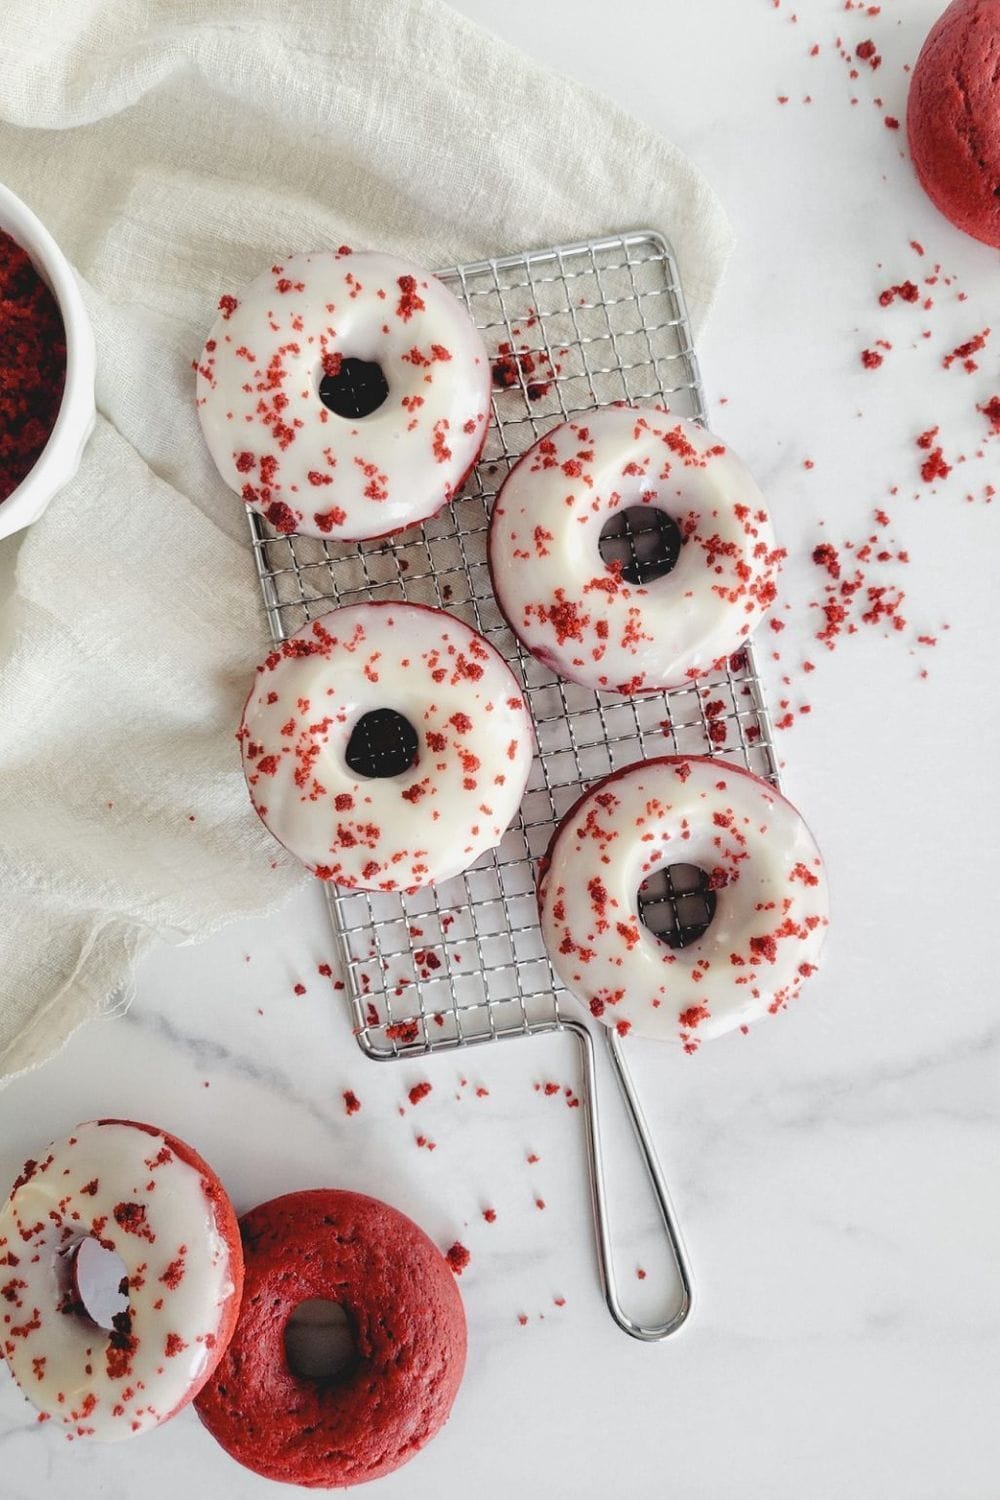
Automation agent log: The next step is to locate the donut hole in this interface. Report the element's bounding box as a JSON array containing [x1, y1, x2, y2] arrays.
[[284, 1299, 358, 1383], [318, 356, 389, 419], [64, 1237, 130, 1330], [598, 506, 683, 586], [638, 862, 717, 949], [345, 708, 419, 779]]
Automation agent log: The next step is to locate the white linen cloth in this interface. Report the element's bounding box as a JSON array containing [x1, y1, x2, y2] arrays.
[[0, 0, 733, 1081]]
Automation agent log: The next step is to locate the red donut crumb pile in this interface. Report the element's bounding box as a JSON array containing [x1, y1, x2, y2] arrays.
[[0, 229, 67, 503], [490, 312, 560, 401], [445, 1242, 471, 1276]]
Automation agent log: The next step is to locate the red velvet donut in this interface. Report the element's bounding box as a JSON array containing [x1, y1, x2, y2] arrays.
[[194, 1190, 467, 1488], [907, 0, 1000, 248]]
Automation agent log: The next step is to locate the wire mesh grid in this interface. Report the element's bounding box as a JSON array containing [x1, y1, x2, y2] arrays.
[[247, 230, 780, 1062]]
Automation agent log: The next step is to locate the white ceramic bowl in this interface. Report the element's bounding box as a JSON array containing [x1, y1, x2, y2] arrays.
[[0, 181, 96, 542]]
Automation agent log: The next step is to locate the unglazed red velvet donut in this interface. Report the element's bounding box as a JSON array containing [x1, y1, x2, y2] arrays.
[[195, 1190, 467, 1489], [0, 1120, 243, 1440], [196, 249, 491, 540], [488, 407, 781, 695], [239, 601, 534, 892], [538, 756, 830, 1048], [907, 0, 1000, 249]]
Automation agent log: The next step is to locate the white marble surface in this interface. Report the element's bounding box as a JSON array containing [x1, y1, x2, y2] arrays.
[[3, 0, 1000, 1495]]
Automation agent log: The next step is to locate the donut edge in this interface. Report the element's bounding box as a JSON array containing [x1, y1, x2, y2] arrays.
[[193, 1187, 467, 1488], [93, 1118, 245, 1422]]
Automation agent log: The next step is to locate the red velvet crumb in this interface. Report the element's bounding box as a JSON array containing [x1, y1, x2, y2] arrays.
[[445, 1242, 471, 1276]]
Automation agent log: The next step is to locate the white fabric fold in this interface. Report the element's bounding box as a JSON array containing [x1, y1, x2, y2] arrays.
[[0, 0, 733, 1080]]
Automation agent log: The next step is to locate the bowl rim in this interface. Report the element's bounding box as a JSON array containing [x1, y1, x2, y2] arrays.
[[0, 179, 96, 535]]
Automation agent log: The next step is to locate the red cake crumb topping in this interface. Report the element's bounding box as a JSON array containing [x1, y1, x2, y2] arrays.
[[385, 1021, 420, 1043], [919, 444, 952, 484], [444, 1242, 470, 1276], [943, 329, 990, 373], [979, 397, 1000, 434], [396, 275, 426, 322], [0, 229, 67, 504], [113, 1203, 155, 1242], [878, 281, 919, 307], [491, 340, 559, 400]]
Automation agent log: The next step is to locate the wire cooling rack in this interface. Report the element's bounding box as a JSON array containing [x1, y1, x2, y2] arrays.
[[247, 230, 780, 1340]]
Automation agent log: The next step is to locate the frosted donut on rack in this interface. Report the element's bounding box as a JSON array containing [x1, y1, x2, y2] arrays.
[[488, 406, 782, 695], [196, 249, 491, 541], [537, 756, 829, 1048], [0, 1119, 242, 1440], [240, 601, 534, 891]]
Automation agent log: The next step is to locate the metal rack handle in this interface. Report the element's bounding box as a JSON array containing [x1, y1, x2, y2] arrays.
[[563, 1016, 693, 1341]]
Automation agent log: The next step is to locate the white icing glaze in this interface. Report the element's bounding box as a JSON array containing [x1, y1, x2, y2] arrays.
[[538, 756, 829, 1045], [240, 602, 534, 890], [488, 406, 782, 694], [0, 1120, 239, 1441], [196, 249, 491, 541]]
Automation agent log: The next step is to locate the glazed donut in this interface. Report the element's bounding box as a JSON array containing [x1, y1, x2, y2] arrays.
[[538, 756, 829, 1047], [0, 1119, 242, 1440], [488, 406, 781, 694], [195, 1189, 467, 1488], [196, 249, 491, 540], [240, 601, 534, 891]]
